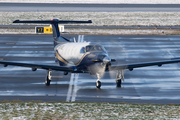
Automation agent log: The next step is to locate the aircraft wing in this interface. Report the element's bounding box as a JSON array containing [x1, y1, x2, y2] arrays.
[[0, 61, 79, 72], [109, 59, 180, 71]]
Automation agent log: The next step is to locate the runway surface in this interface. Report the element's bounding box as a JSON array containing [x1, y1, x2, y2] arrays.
[[0, 34, 180, 104], [1, 3, 180, 12], [1, 25, 180, 29]]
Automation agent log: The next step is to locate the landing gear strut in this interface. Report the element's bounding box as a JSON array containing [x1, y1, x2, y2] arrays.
[[45, 70, 51, 86], [96, 73, 101, 89], [116, 70, 124, 87]]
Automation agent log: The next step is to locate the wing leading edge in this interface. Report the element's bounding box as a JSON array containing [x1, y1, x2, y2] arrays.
[[1, 59, 180, 73], [109, 59, 180, 71], [0, 61, 81, 73]]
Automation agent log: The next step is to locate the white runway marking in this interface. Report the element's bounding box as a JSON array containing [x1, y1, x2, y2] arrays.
[[66, 35, 84, 102], [71, 73, 79, 102], [66, 73, 75, 102]]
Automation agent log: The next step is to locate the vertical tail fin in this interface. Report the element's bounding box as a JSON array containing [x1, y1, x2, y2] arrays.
[[13, 19, 92, 46], [51, 22, 60, 38]]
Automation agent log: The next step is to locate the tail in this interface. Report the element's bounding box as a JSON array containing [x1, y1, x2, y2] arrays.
[[13, 19, 92, 46]]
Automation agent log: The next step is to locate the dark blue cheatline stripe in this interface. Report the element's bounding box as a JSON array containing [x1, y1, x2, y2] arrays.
[[56, 50, 69, 64]]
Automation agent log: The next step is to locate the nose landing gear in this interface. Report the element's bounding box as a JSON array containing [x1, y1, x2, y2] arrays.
[[96, 80, 101, 89], [96, 73, 101, 89]]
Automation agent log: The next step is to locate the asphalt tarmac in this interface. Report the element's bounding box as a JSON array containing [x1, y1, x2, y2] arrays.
[[0, 34, 180, 104], [1, 25, 180, 29], [1, 3, 180, 12]]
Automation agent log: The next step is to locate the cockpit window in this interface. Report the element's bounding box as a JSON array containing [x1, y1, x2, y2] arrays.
[[85, 45, 106, 52], [80, 47, 86, 53]]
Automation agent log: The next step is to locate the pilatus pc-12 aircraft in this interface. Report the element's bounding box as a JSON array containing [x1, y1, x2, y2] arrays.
[[1, 19, 180, 89]]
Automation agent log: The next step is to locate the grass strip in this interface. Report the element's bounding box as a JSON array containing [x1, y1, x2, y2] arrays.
[[1, 12, 180, 26], [1, 12, 180, 35], [0, 100, 180, 119]]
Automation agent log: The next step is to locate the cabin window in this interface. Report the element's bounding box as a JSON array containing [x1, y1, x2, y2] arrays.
[[71, 48, 74, 55], [67, 48, 70, 55], [60, 45, 64, 50], [68, 48, 72, 55]]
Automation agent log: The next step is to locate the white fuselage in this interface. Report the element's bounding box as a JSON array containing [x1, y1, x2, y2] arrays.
[[54, 42, 90, 66]]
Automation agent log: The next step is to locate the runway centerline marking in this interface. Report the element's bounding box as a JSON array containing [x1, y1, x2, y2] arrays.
[[66, 73, 74, 102], [71, 73, 79, 102], [66, 35, 84, 102]]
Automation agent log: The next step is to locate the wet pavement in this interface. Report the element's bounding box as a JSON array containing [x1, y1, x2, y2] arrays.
[[0, 34, 180, 104]]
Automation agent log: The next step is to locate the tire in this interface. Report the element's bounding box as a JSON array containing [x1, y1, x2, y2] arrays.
[[116, 79, 121, 87], [96, 81, 101, 89], [45, 76, 50, 86]]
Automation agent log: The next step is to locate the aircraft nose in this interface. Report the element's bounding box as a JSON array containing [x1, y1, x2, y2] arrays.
[[103, 56, 111, 64]]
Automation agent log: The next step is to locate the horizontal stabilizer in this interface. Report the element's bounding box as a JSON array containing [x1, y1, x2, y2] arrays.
[[13, 19, 92, 24], [13, 19, 92, 46]]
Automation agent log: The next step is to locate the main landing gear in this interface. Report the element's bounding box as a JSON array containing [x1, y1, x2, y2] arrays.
[[116, 70, 124, 87], [45, 70, 68, 86], [45, 70, 51, 86]]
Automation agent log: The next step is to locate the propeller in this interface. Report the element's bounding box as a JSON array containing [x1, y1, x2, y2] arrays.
[[83, 38, 128, 83], [88, 54, 112, 79], [105, 39, 128, 82]]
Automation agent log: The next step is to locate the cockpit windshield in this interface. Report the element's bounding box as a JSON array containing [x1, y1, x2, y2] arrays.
[[85, 45, 106, 53]]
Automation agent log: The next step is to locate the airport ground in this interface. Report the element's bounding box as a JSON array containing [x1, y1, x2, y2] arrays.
[[1, 2, 180, 119]]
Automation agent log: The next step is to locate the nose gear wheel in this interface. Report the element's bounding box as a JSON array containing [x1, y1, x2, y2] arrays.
[[96, 80, 101, 88], [96, 73, 101, 88]]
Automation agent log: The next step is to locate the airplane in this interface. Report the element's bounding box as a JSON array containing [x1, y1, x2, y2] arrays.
[[1, 19, 180, 89]]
